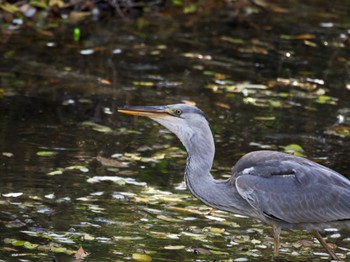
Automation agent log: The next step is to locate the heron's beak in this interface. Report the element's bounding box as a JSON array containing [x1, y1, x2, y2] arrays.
[[117, 106, 169, 118]]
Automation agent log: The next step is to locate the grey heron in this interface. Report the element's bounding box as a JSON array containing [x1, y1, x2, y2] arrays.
[[118, 103, 350, 260]]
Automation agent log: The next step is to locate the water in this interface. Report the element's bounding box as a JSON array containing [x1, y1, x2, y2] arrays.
[[1, 1, 350, 261]]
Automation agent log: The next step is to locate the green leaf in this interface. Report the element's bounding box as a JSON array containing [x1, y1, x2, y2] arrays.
[[282, 144, 304, 156], [132, 81, 154, 87], [184, 3, 197, 14], [172, 0, 183, 6], [81, 121, 113, 133], [36, 151, 57, 156], [24, 241, 39, 249], [30, 0, 48, 8], [132, 253, 152, 262], [12, 240, 26, 246], [315, 95, 337, 105], [47, 169, 64, 176], [73, 27, 81, 42]]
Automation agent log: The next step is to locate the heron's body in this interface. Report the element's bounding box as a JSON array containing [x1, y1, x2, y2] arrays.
[[118, 103, 350, 259]]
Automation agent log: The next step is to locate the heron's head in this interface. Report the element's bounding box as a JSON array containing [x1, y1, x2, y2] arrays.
[[118, 104, 212, 149]]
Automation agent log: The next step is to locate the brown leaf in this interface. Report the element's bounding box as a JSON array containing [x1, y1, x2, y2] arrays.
[[99, 79, 111, 85], [96, 155, 128, 167], [293, 34, 316, 40], [0, 247, 18, 252], [69, 11, 91, 23], [75, 246, 88, 260], [215, 102, 231, 109], [299, 239, 313, 247], [182, 100, 196, 106], [328, 242, 338, 250], [208, 208, 214, 215]]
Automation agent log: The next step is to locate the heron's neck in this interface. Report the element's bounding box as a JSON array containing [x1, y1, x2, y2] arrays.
[[183, 128, 245, 214]]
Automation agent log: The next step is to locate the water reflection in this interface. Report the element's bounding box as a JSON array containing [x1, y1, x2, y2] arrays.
[[1, 1, 350, 260]]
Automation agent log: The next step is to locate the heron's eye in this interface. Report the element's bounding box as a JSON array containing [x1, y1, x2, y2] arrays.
[[174, 109, 182, 116]]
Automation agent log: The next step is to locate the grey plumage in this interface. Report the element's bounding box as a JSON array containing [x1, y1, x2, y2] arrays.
[[118, 103, 350, 260]]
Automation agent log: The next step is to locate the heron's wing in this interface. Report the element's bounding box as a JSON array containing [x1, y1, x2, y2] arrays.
[[232, 151, 350, 224]]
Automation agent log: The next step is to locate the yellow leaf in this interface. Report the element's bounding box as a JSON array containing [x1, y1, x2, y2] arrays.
[[210, 227, 225, 234], [0, 3, 19, 13], [132, 253, 152, 262], [49, 0, 65, 8]]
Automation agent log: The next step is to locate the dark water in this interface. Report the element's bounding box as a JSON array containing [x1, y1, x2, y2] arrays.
[[1, 1, 350, 261]]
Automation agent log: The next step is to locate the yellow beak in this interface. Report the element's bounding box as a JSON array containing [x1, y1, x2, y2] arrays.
[[117, 106, 169, 118]]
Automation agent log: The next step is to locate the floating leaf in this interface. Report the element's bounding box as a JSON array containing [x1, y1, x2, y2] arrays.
[[81, 121, 112, 133], [132, 253, 152, 262], [205, 215, 225, 222], [47, 169, 63, 176], [220, 36, 245, 44], [69, 11, 91, 23], [209, 227, 225, 234], [210, 249, 229, 255], [65, 165, 89, 172], [251, 239, 261, 245], [83, 233, 95, 241], [36, 151, 57, 156], [236, 83, 268, 90], [11, 240, 26, 246], [51, 247, 69, 253], [75, 246, 89, 260], [304, 40, 317, 47], [233, 258, 248, 262], [49, 0, 66, 8], [315, 95, 337, 105], [183, 3, 197, 14], [282, 144, 304, 156], [151, 232, 179, 239], [0, 3, 20, 13], [73, 27, 81, 42], [132, 81, 154, 87], [164, 245, 185, 250], [156, 215, 181, 222], [24, 241, 39, 249], [254, 116, 276, 121], [87, 176, 147, 186]]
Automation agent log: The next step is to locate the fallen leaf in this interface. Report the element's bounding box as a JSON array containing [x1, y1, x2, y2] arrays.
[[96, 155, 128, 167], [293, 34, 316, 40], [164, 245, 185, 250], [75, 246, 88, 260], [0, 3, 20, 13], [36, 151, 57, 156], [132, 253, 152, 261], [99, 79, 111, 85], [182, 100, 196, 106], [215, 102, 231, 109], [299, 239, 313, 247]]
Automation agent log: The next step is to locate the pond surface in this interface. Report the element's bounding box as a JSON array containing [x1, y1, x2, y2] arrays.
[[1, 1, 350, 261]]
